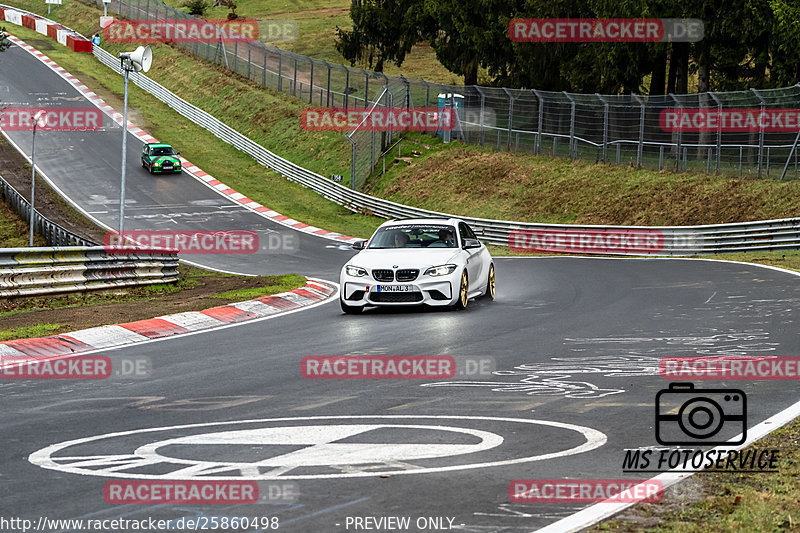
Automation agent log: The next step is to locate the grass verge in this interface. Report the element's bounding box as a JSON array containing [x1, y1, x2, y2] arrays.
[[158, 0, 464, 82], [589, 417, 800, 532], [0, 266, 307, 340], [3, 4, 383, 239], [5, 3, 799, 235]]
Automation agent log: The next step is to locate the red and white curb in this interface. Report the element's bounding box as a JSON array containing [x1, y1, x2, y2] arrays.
[[0, 278, 336, 358], [5, 33, 361, 245]]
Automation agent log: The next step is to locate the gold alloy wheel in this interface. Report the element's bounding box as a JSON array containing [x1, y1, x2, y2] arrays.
[[487, 264, 496, 299], [459, 271, 469, 308]]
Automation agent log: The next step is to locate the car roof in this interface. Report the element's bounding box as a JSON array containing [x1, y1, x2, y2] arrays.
[[379, 218, 463, 228], [146, 143, 173, 148]]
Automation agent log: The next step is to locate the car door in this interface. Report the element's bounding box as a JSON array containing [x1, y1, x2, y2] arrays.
[[459, 222, 482, 287], [141, 145, 149, 168]]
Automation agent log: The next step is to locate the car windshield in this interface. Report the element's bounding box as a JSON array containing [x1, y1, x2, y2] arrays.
[[367, 224, 458, 249], [151, 147, 175, 156]]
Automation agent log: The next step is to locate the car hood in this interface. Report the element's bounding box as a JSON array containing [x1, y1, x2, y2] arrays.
[[346, 248, 460, 270], [148, 155, 180, 164]]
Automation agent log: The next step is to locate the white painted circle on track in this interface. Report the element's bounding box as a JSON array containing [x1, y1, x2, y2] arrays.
[[29, 415, 607, 480]]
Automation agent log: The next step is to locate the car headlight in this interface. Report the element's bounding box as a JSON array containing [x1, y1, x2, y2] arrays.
[[345, 265, 368, 277], [424, 264, 457, 276], [154, 162, 161, 166]]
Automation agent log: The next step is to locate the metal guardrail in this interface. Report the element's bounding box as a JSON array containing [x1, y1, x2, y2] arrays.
[[0, 246, 179, 297], [82, 0, 800, 186], [87, 46, 800, 256], [0, 173, 96, 247], [4, 7, 800, 256]]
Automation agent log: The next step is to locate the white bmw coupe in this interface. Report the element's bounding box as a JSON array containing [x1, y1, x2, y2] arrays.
[[339, 218, 495, 313]]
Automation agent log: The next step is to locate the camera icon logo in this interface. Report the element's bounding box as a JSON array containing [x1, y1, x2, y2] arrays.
[[655, 383, 746, 445]]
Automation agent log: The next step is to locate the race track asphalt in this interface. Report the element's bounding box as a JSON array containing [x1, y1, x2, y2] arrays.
[[1, 38, 799, 532]]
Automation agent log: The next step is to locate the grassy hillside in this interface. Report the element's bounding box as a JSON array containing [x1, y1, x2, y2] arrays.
[[158, 0, 464, 83], [371, 135, 800, 226], [2, 0, 798, 240]]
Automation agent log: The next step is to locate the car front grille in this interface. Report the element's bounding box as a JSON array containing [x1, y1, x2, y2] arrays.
[[372, 269, 394, 282], [370, 292, 423, 303], [395, 269, 419, 282]]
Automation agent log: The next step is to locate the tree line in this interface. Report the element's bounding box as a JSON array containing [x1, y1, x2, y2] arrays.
[[336, 0, 800, 94]]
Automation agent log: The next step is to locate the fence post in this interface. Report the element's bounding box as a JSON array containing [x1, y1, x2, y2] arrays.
[[751, 88, 766, 178], [324, 61, 331, 106], [344, 67, 350, 108], [247, 46, 251, 80], [564, 91, 576, 159], [309, 60, 314, 104], [262, 51, 267, 86], [292, 58, 298, 97], [363, 69, 369, 105], [277, 52, 283, 92], [669, 94, 682, 170], [400, 75, 411, 108], [533, 89, 543, 154], [420, 79, 432, 135], [632, 93, 645, 166], [347, 135, 356, 190], [596, 93, 609, 163], [504, 88, 514, 150], [475, 86, 486, 146], [709, 91, 723, 173], [233, 41, 238, 74], [780, 131, 800, 180]]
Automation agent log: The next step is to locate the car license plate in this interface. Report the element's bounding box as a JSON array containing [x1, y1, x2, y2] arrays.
[[375, 285, 412, 292], [163, 164, 173, 169]]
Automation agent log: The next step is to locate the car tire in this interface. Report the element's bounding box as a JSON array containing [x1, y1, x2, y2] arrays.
[[340, 300, 363, 314], [484, 264, 496, 300], [452, 270, 469, 310]]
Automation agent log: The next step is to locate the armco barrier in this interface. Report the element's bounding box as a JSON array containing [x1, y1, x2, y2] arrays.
[[87, 45, 800, 256], [0, 246, 179, 297], [3, 7, 800, 256], [0, 173, 97, 247], [0, 4, 91, 52]]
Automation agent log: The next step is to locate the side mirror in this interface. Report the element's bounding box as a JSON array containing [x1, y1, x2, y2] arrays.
[[463, 238, 481, 249], [351, 240, 367, 250]]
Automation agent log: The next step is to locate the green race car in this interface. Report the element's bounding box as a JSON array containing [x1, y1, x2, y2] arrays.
[[141, 142, 182, 174]]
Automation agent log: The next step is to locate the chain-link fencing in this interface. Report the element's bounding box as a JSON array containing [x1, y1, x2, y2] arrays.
[[90, 0, 800, 188]]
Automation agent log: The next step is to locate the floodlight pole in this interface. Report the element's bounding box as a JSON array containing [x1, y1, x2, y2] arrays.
[[118, 57, 133, 235], [29, 117, 38, 246], [29, 111, 45, 246]]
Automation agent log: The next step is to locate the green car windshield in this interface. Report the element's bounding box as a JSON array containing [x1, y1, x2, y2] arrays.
[[151, 147, 176, 156]]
